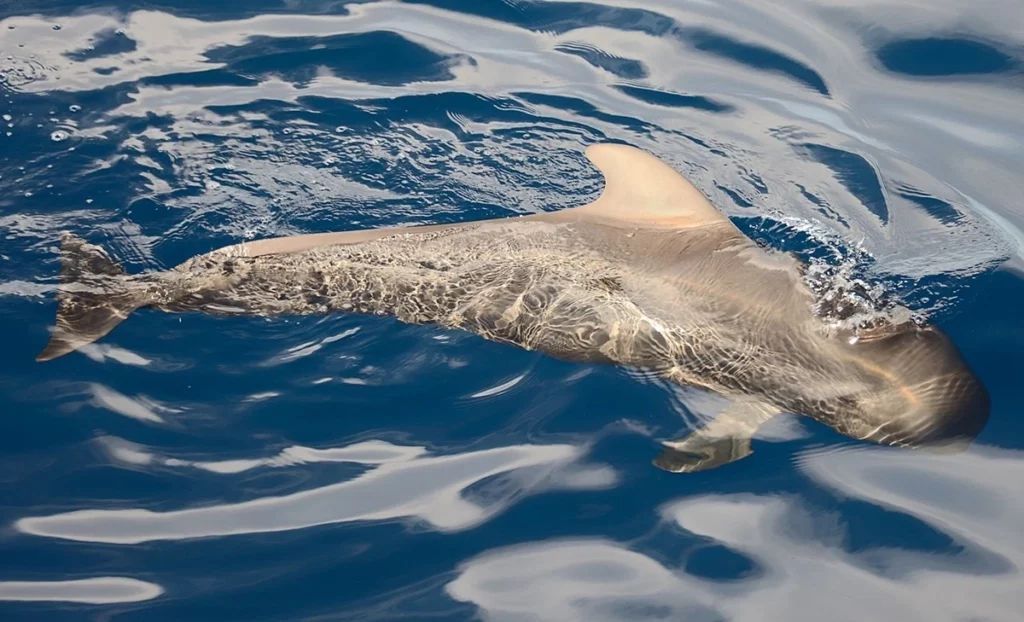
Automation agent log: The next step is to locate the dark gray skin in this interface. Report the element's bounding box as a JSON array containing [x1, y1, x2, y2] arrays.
[[37, 144, 989, 472]]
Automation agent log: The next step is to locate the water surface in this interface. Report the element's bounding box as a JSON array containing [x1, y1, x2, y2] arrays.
[[1, 0, 1023, 620]]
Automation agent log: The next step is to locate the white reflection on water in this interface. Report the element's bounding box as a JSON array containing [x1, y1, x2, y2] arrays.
[[87, 383, 179, 425], [78, 343, 153, 367], [16, 440, 614, 544], [0, 578, 163, 604], [470, 374, 527, 399], [98, 436, 430, 473], [0, 0, 1019, 283], [446, 444, 1024, 622]]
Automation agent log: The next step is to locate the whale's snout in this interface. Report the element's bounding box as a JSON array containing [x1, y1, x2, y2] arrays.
[[853, 326, 990, 451], [899, 367, 990, 451]]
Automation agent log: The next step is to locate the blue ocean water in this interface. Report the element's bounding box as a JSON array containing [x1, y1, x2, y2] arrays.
[[1, 0, 1023, 619]]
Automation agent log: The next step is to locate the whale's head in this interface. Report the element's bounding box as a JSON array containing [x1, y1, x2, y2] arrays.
[[838, 324, 990, 451]]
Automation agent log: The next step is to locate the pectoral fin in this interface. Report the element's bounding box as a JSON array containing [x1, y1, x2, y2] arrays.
[[654, 400, 779, 473]]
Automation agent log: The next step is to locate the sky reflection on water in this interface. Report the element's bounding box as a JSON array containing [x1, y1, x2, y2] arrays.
[[1, 0, 1022, 619]]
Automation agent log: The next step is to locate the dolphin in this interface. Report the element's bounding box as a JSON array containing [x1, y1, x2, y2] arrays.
[[35, 143, 990, 472]]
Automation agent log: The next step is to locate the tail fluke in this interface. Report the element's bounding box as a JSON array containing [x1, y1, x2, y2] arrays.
[[36, 234, 147, 362]]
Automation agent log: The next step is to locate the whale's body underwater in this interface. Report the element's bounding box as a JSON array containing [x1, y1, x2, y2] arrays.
[[36, 144, 990, 471]]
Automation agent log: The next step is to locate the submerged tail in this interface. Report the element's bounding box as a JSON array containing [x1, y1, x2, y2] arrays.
[[36, 233, 148, 362]]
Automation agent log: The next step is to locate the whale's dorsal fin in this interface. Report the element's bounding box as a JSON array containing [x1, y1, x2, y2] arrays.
[[570, 143, 737, 231], [208, 143, 737, 260]]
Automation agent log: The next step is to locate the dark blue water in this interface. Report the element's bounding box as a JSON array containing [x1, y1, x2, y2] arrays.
[[2, 1, 1023, 620]]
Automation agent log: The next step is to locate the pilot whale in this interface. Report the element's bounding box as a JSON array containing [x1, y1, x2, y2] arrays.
[[36, 143, 989, 472]]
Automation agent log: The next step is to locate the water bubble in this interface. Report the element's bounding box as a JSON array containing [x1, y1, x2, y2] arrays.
[[50, 130, 69, 141], [324, 157, 336, 165], [86, 198, 93, 204], [24, 191, 32, 197], [2, 114, 10, 121], [69, 104, 81, 113], [115, 29, 125, 36], [334, 126, 346, 133], [282, 128, 293, 135], [52, 24, 62, 31], [205, 180, 221, 190]]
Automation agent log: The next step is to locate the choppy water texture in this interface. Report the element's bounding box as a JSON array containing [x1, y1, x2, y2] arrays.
[[1, 0, 1022, 620]]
